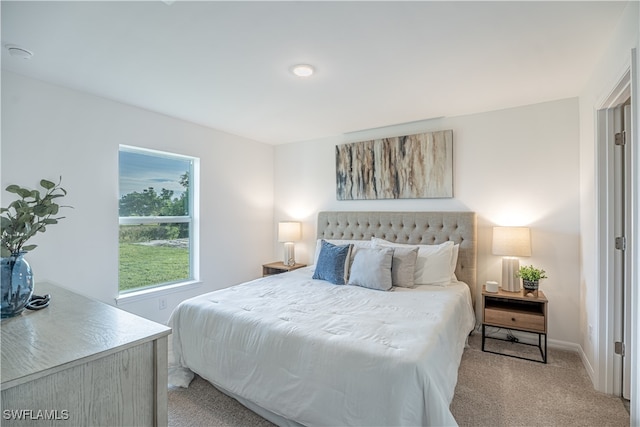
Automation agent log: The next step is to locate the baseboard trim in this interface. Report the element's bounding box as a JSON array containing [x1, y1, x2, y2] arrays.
[[547, 338, 580, 351], [577, 345, 596, 385], [546, 339, 596, 386]]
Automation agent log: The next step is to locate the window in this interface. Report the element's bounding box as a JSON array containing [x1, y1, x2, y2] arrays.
[[118, 145, 198, 294]]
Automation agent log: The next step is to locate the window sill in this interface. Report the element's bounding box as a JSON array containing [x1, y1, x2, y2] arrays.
[[115, 280, 202, 306]]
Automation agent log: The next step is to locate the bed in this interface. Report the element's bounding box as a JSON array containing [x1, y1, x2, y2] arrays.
[[169, 211, 477, 426]]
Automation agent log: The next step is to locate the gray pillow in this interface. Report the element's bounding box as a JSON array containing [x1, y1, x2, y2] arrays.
[[390, 246, 419, 288], [312, 240, 352, 285], [348, 247, 394, 291]]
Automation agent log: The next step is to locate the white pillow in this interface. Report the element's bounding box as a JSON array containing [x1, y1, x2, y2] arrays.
[[371, 237, 455, 286], [348, 247, 394, 291], [451, 244, 460, 281]]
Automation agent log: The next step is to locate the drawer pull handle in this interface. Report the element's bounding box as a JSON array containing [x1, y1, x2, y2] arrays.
[[511, 318, 516, 322]]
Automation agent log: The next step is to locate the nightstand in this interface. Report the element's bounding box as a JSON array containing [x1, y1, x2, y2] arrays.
[[262, 261, 307, 277], [482, 286, 548, 363]]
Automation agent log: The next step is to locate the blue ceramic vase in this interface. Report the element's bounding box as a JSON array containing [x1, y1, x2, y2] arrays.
[[1, 252, 34, 318]]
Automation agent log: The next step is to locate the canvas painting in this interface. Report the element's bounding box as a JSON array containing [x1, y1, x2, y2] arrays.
[[336, 130, 453, 200]]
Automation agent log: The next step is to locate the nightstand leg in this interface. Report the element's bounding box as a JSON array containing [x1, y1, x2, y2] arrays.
[[538, 333, 542, 360], [482, 324, 486, 352], [537, 333, 547, 364]]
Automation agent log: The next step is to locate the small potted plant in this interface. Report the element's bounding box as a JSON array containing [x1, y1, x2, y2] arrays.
[[1, 178, 70, 317], [516, 264, 547, 297]]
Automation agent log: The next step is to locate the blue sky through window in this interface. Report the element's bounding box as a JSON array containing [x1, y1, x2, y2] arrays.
[[119, 150, 191, 199]]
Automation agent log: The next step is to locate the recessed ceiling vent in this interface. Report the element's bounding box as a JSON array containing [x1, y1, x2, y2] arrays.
[[5, 44, 33, 59]]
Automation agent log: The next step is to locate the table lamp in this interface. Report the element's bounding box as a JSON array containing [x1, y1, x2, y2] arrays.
[[278, 221, 301, 266], [492, 226, 531, 292]]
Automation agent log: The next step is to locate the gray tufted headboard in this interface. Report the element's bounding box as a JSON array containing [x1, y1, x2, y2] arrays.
[[317, 211, 477, 303]]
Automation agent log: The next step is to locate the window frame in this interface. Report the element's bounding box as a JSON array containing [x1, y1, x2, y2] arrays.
[[116, 145, 200, 302]]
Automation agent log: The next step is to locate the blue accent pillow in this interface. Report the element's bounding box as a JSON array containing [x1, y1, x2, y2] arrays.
[[312, 240, 352, 285]]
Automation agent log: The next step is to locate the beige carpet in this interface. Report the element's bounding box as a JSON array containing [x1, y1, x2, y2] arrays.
[[451, 334, 629, 426], [168, 333, 630, 426]]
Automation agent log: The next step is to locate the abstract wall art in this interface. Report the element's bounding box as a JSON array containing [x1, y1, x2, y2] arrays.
[[336, 130, 453, 200]]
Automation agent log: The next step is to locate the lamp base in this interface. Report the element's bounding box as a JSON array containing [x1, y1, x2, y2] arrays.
[[283, 242, 296, 267], [501, 257, 520, 292]]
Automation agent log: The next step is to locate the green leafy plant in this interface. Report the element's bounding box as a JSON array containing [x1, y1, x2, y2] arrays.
[[516, 264, 548, 282], [1, 178, 70, 257]]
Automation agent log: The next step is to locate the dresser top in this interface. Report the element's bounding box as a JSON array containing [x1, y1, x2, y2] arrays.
[[1, 282, 171, 390]]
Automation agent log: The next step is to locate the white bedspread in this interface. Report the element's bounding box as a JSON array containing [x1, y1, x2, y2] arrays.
[[169, 267, 475, 426]]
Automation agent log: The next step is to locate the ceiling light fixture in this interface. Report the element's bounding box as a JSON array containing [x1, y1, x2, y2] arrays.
[[5, 44, 33, 59], [291, 64, 315, 78]]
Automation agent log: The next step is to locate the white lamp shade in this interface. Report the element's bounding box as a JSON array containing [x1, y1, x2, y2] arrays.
[[492, 226, 531, 292], [492, 227, 531, 257], [278, 221, 301, 242]]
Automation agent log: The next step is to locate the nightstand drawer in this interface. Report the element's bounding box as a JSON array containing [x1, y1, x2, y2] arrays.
[[484, 307, 545, 332]]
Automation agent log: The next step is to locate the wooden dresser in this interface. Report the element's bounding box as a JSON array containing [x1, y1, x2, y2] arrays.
[[1, 282, 171, 426]]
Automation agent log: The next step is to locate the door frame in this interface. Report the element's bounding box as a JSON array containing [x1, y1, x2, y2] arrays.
[[630, 47, 639, 425], [595, 48, 637, 415]]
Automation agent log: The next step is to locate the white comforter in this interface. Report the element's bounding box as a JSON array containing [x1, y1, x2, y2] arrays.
[[169, 267, 475, 426]]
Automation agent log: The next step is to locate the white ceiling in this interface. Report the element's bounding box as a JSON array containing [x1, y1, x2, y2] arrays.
[[1, 1, 629, 144]]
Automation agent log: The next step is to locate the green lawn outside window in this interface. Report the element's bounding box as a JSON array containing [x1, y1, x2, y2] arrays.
[[119, 243, 189, 292]]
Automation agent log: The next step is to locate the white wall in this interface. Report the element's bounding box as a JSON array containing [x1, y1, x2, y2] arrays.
[[578, 0, 639, 417], [275, 98, 581, 346], [1, 72, 275, 324]]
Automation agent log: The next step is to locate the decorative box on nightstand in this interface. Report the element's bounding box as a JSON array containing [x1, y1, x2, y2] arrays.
[[482, 286, 548, 363], [262, 261, 307, 277]]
